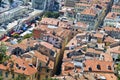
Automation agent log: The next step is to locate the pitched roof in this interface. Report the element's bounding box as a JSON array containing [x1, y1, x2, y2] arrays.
[[0, 55, 37, 75], [103, 26, 120, 32], [81, 7, 97, 16], [34, 50, 49, 63], [39, 41, 60, 53], [93, 33, 104, 38], [86, 48, 103, 54], [84, 59, 114, 73], [6, 39, 38, 50], [40, 18, 59, 26], [104, 36, 116, 43]]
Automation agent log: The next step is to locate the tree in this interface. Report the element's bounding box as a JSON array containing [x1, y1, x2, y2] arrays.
[[14, 74, 27, 80], [0, 76, 3, 80], [12, 33, 19, 38], [11, 47, 24, 56], [117, 63, 120, 80], [23, 33, 33, 39], [0, 42, 10, 64], [117, 64, 120, 71], [118, 55, 120, 60], [44, 12, 60, 18]]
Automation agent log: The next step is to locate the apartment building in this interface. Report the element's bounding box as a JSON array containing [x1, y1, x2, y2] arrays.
[[112, 5, 120, 13], [76, 6, 101, 30], [32, 0, 55, 11], [104, 12, 120, 27]]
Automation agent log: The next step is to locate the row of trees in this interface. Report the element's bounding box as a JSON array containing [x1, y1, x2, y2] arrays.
[[44, 11, 60, 19], [12, 33, 33, 39]]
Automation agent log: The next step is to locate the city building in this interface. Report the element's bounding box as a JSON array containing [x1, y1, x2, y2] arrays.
[[32, 0, 56, 11], [21, 50, 54, 80], [75, 3, 91, 13], [0, 55, 37, 80], [103, 26, 120, 39], [76, 6, 102, 30], [104, 12, 120, 27], [64, 0, 75, 7], [112, 5, 120, 13], [32, 0, 47, 10]]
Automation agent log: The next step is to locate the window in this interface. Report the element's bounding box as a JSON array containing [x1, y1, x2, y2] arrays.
[[46, 68, 49, 73], [5, 72, 9, 78], [108, 66, 112, 70], [76, 29, 78, 31], [50, 51, 55, 56], [97, 65, 101, 70], [12, 74, 14, 78], [89, 67, 92, 72]]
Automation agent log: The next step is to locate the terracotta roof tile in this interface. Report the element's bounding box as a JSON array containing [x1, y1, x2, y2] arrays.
[[0, 55, 37, 75], [84, 59, 114, 73]]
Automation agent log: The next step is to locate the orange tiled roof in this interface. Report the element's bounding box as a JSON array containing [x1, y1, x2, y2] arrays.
[[112, 5, 120, 9], [105, 12, 120, 19], [103, 26, 120, 32], [40, 41, 60, 52], [102, 53, 113, 62], [0, 55, 37, 75], [86, 48, 103, 54], [93, 33, 104, 38], [76, 22, 88, 28], [84, 59, 114, 73], [48, 60, 54, 69], [99, 73, 117, 80], [34, 50, 49, 64], [104, 36, 116, 43], [40, 18, 59, 26], [75, 3, 91, 7], [81, 7, 97, 16], [5, 39, 38, 50]]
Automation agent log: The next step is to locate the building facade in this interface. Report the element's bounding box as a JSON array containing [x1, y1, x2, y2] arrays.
[[32, 0, 55, 11]]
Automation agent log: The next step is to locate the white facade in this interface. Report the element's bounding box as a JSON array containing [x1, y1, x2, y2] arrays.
[[104, 16, 120, 27]]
